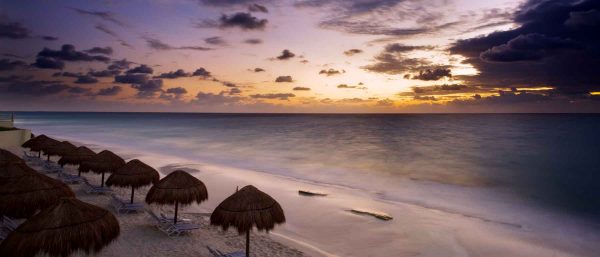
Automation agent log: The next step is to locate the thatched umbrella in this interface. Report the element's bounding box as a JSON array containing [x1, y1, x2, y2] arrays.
[[0, 163, 75, 218], [0, 148, 24, 166], [0, 197, 120, 257], [22, 134, 53, 158], [145, 170, 208, 224], [106, 159, 159, 204], [0, 162, 36, 182], [29, 136, 60, 161], [58, 146, 96, 175], [43, 141, 77, 161], [78, 150, 125, 187], [210, 185, 286, 257]]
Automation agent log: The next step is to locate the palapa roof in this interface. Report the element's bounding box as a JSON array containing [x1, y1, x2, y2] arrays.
[[145, 170, 208, 206], [0, 162, 36, 182], [58, 146, 95, 166], [106, 159, 159, 189], [0, 148, 24, 166], [0, 165, 75, 218], [21, 134, 50, 148], [43, 141, 77, 157], [78, 150, 125, 174], [0, 197, 120, 257], [210, 185, 285, 234], [29, 136, 60, 153]]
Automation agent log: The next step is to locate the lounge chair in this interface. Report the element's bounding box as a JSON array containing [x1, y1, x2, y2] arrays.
[[83, 180, 113, 194], [22, 151, 39, 161], [57, 172, 85, 184], [42, 161, 62, 173], [160, 213, 192, 224], [206, 246, 245, 257], [147, 210, 199, 236], [2, 216, 21, 232], [110, 195, 144, 214]]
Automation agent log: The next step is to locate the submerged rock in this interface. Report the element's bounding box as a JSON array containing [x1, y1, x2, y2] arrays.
[[349, 209, 393, 221], [298, 190, 328, 197]]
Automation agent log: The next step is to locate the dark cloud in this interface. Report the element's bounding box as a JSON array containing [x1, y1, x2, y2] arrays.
[[194, 91, 242, 105], [108, 59, 133, 71], [126, 64, 153, 74], [244, 38, 263, 44], [228, 88, 242, 94], [53, 71, 81, 78], [276, 49, 295, 60], [410, 68, 452, 81], [144, 38, 212, 51], [114, 74, 149, 84], [131, 79, 163, 98], [94, 24, 132, 48], [362, 53, 430, 75], [0, 59, 27, 71], [0, 77, 71, 96], [85, 46, 113, 55], [337, 84, 366, 89], [384, 43, 432, 53], [414, 95, 437, 101], [200, 0, 268, 6], [250, 93, 295, 100], [161, 87, 188, 100], [293, 87, 311, 91], [32, 57, 65, 70], [0, 21, 30, 39], [319, 68, 344, 76], [253, 68, 265, 72], [154, 69, 189, 79], [343, 49, 363, 56], [219, 12, 267, 30], [38, 44, 110, 62], [41, 36, 58, 41], [248, 4, 269, 13], [71, 8, 125, 27], [68, 86, 92, 95], [96, 86, 122, 96], [88, 69, 121, 77], [205, 36, 228, 46], [222, 81, 237, 87], [275, 76, 293, 83], [192, 68, 211, 78], [450, 0, 600, 94], [74, 75, 99, 84]]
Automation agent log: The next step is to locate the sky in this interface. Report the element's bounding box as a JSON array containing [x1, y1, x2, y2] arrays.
[[0, 0, 599, 113]]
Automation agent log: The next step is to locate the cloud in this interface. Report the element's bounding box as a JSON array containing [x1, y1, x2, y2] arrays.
[[250, 93, 295, 100], [94, 24, 132, 48], [41, 36, 58, 41], [253, 68, 265, 72], [222, 81, 237, 87], [337, 84, 366, 89], [0, 77, 73, 96], [126, 64, 153, 74], [219, 12, 267, 30], [144, 37, 212, 51], [38, 44, 110, 62], [0, 59, 27, 71], [293, 87, 311, 91], [248, 4, 269, 13], [74, 75, 99, 84], [85, 46, 113, 55], [108, 59, 133, 70], [131, 79, 163, 98], [450, 0, 600, 94], [0, 21, 30, 39], [363, 43, 449, 76], [53, 72, 81, 78], [384, 43, 432, 53], [32, 57, 65, 70], [154, 69, 189, 79], [275, 75, 293, 82], [410, 68, 452, 81], [71, 8, 125, 27], [414, 95, 437, 101], [200, 0, 269, 6], [192, 68, 211, 78], [228, 88, 242, 94], [194, 91, 242, 105], [88, 69, 121, 77], [114, 74, 149, 84], [68, 86, 92, 95], [343, 49, 362, 56], [166, 87, 188, 95], [204, 36, 228, 46], [96, 86, 122, 96], [243, 38, 263, 44], [275, 49, 295, 60], [161, 87, 188, 100], [319, 68, 344, 76]]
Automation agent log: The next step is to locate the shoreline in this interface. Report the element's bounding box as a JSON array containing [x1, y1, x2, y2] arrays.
[[13, 130, 600, 257]]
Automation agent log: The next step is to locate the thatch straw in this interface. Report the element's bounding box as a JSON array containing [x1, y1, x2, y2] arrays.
[[210, 185, 285, 234], [0, 162, 36, 182], [0, 164, 75, 218], [0, 148, 24, 166], [106, 159, 159, 204], [106, 159, 159, 189], [21, 134, 50, 149], [57, 146, 95, 167], [29, 136, 60, 153], [145, 170, 208, 206], [0, 197, 120, 257], [43, 141, 77, 158], [78, 150, 125, 174]]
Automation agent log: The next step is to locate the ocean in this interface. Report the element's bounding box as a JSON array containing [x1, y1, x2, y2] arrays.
[[12, 112, 600, 256]]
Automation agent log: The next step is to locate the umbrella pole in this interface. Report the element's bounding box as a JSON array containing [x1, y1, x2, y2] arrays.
[[101, 172, 105, 187], [47, 154, 50, 161], [130, 187, 135, 204], [246, 230, 250, 257], [174, 201, 179, 224], [38, 151, 41, 158]]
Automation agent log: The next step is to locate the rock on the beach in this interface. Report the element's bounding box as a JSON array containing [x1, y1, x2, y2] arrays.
[[349, 209, 393, 221], [298, 190, 327, 197]]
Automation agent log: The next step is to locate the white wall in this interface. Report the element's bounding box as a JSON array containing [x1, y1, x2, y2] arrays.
[[0, 129, 32, 148], [0, 120, 14, 128]]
